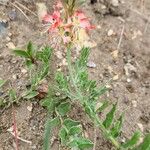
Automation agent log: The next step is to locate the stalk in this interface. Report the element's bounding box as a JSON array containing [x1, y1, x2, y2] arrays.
[[66, 47, 121, 149]]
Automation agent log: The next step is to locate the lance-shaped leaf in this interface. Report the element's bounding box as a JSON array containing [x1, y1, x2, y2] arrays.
[[44, 117, 61, 150], [57, 102, 71, 116], [77, 47, 90, 68], [27, 41, 34, 56], [13, 50, 29, 58], [68, 125, 82, 136], [96, 100, 109, 113], [122, 131, 141, 149], [133, 134, 150, 150], [0, 79, 6, 88], [103, 103, 117, 129], [59, 127, 68, 145], [111, 113, 124, 138], [76, 137, 94, 150], [63, 119, 80, 129], [23, 90, 38, 99]]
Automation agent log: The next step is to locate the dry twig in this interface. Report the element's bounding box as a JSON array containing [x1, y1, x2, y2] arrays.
[[14, 1, 37, 17], [117, 24, 125, 51], [10, 2, 31, 22]]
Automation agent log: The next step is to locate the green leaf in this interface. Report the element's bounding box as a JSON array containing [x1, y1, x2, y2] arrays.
[[27, 41, 33, 56], [134, 134, 150, 150], [68, 125, 82, 136], [0, 79, 6, 88], [14, 50, 29, 58], [111, 114, 124, 138], [57, 102, 71, 116], [49, 117, 61, 128], [122, 131, 141, 149], [9, 89, 17, 102], [59, 127, 68, 145], [77, 47, 90, 68], [41, 97, 55, 113], [96, 100, 109, 113], [23, 90, 38, 99], [84, 104, 95, 120], [0, 98, 6, 107], [76, 137, 93, 150], [103, 103, 117, 129], [25, 60, 33, 68], [44, 117, 60, 150], [63, 119, 80, 129]]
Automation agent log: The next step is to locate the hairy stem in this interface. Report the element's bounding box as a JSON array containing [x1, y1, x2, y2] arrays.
[[66, 48, 121, 149]]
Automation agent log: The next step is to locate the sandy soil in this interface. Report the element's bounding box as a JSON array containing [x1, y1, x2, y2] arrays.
[[0, 0, 150, 149]]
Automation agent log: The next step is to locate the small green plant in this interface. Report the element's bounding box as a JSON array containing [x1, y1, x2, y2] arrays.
[[11, 0, 150, 150], [14, 42, 53, 99], [42, 46, 150, 150]]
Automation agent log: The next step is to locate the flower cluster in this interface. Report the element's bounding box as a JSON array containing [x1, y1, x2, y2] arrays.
[[43, 0, 95, 45]]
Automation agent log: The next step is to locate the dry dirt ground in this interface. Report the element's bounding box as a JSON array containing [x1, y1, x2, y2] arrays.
[[0, 0, 150, 150]]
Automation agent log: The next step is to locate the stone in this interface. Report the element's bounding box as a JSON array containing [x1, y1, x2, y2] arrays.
[[87, 61, 96, 68], [6, 42, 16, 49], [55, 51, 63, 59], [132, 100, 137, 108], [137, 123, 144, 132], [113, 74, 119, 81], [111, 0, 119, 7], [107, 29, 114, 36], [21, 68, 27, 74]]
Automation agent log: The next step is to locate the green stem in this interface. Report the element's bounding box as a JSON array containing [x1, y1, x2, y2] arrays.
[[66, 47, 121, 149], [66, 48, 83, 100]]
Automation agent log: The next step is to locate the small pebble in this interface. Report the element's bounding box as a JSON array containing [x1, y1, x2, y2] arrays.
[[8, 10, 17, 20], [127, 78, 131, 83], [6, 42, 16, 49], [137, 123, 144, 132], [27, 104, 33, 112], [21, 68, 27, 74], [107, 29, 114, 36], [111, 50, 118, 59], [87, 61, 96, 68], [132, 100, 137, 108], [55, 51, 63, 59], [113, 74, 119, 81], [12, 74, 17, 80], [6, 36, 11, 41], [111, 0, 119, 7]]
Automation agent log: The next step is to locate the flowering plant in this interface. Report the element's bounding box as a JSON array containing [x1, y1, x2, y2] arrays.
[[11, 0, 150, 150], [43, 0, 94, 46]]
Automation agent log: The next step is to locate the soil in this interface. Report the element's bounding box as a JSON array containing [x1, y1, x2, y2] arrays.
[[0, 0, 150, 150]]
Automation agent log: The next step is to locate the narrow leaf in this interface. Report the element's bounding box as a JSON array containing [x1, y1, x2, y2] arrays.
[[103, 103, 117, 129], [27, 41, 33, 56], [134, 134, 150, 150], [23, 91, 38, 99], [68, 125, 82, 136], [0, 79, 6, 88], [57, 102, 71, 116], [63, 119, 80, 129], [76, 137, 93, 150], [44, 117, 60, 150], [111, 114, 124, 138], [96, 100, 109, 113], [59, 127, 68, 145], [122, 131, 141, 149], [14, 50, 29, 58]]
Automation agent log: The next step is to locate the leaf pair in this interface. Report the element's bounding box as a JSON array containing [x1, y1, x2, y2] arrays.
[[59, 118, 93, 149]]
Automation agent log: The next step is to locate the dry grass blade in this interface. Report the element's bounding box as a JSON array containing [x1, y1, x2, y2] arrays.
[[14, 1, 37, 17], [117, 24, 125, 51], [10, 2, 31, 22]]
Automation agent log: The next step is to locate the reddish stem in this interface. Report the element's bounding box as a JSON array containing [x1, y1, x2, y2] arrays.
[[12, 105, 19, 150]]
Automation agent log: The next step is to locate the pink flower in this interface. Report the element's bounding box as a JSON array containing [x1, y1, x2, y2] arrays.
[[43, 11, 62, 32], [74, 10, 95, 30]]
